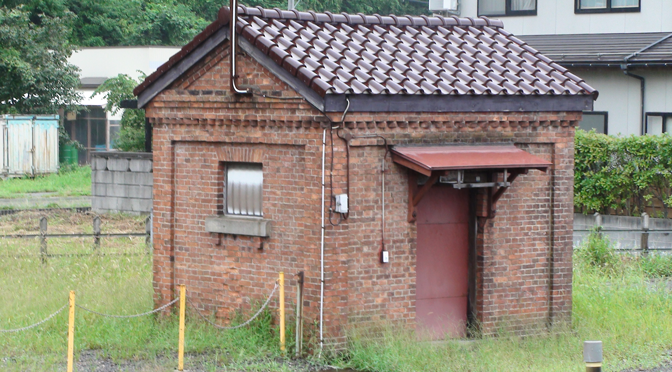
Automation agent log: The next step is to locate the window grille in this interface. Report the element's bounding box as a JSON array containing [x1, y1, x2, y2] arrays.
[[226, 163, 263, 217]]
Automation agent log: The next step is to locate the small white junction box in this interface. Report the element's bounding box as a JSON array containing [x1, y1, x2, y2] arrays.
[[334, 194, 348, 214], [381, 250, 389, 263]]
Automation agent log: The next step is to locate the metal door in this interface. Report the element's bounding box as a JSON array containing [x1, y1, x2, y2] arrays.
[[416, 184, 469, 339], [6, 116, 33, 176], [0, 118, 5, 173], [33, 117, 59, 174]]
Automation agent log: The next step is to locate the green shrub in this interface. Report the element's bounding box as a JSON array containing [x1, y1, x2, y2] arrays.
[[574, 130, 672, 217], [575, 230, 620, 273], [92, 74, 147, 152]]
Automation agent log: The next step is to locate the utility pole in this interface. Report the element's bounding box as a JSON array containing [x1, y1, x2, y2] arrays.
[[288, 0, 294, 10]]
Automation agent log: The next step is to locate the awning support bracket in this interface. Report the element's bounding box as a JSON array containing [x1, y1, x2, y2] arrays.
[[407, 168, 527, 222], [483, 169, 525, 219]]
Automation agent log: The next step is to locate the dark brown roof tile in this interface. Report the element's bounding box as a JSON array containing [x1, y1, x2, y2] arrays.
[[134, 6, 597, 99]]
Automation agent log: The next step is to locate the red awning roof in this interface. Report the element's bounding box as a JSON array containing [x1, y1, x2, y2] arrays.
[[391, 145, 551, 176]]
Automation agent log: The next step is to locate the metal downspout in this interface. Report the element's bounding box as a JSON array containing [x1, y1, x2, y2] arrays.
[[229, 0, 251, 95], [319, 129, 326, 355], [620, 65, 646, 135], [618, 33, 672, 135]]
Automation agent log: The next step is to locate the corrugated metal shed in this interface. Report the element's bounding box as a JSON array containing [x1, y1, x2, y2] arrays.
[[519, 32, 672, 65], [1, 115, 60, 177], [33, 117, 59, 174]]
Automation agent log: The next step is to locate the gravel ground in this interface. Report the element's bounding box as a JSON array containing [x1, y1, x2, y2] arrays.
[[71, 350, 351, 372], [623, 361, 672, 372]]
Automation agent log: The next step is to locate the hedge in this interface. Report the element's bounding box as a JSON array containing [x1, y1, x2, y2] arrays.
[[574, 130, 672, 218]]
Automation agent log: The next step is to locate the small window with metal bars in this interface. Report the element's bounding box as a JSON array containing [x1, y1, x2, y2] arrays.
[[225, 163, 263, 217]]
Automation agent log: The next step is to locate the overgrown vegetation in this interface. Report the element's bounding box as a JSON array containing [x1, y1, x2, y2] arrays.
[[5, 0, 429, 48], [0, 212, 294, 371], [339, 234, 672, 372], [0, 166, 91, 199], [92, 74, 146, 152], [574, 130, 672, 217]]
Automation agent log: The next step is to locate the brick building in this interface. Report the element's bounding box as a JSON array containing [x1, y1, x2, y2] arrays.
[[134, 5, 597, 346]]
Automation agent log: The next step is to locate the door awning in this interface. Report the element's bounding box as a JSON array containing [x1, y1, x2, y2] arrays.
[[391, 145, 551, 176]]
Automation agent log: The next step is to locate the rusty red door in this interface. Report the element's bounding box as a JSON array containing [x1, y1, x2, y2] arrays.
[[416, 184, 470, 339]]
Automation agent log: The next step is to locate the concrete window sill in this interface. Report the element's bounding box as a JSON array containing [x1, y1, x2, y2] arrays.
[[205, 215, 272, 237]]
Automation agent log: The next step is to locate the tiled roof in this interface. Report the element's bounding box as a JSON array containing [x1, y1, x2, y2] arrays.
[[134, 6, 597, 100]]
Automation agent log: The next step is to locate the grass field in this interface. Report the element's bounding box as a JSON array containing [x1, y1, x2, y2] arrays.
[[0, 211, 291, 371], [341, 235, 672, 372], [0, 166, 91, 199], [1, 214, 671, 371]]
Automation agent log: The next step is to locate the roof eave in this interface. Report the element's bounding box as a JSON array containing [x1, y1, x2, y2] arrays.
[[324, 94, 594, 113], [137, 27, 229, 108]]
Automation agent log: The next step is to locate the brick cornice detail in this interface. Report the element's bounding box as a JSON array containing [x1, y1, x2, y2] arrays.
[[148, 116, 579, 129]]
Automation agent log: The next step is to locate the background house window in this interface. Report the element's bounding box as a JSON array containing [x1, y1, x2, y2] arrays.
[[109, 120, 121, 149], [645, 113, 672, 135], [576, 0, 639, 13], [226, 163, 263, 217], [64, 105, 107, 164], [478, 0, 537, 16], [578, 112, 608, 134]]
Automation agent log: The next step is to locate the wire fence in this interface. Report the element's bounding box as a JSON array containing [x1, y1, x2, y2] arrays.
[[0, 278, 286, 371], [76, 298, 180, 319], [0, 303, 68, 333], [186, 282, 278, 330], [0, 281, 279, 333], [0, 214, 152, 260]]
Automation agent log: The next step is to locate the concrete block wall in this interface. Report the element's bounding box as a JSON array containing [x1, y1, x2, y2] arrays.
[[91, 152, 153, 214], [574, 213, 672, 250]]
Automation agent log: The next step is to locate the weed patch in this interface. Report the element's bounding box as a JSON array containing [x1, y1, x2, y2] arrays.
[[340, 248, 672, 372]]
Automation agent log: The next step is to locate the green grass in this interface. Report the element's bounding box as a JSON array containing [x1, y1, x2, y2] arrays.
[[3, 224, 672, 371], [338, 241, 672, 372], [0, 166, 91, 198], [0, 242, 290, 371]]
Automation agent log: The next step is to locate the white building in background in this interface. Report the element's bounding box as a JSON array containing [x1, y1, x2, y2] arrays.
[[66, 46, 179, 163], [432, 0, 672, 136]]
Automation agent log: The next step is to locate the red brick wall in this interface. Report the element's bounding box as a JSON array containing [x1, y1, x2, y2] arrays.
[[145, 40, 579, 346]]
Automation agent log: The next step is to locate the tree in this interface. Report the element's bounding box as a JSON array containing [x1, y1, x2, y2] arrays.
[[92, 74, 146, 152], [294, 0, 429, 15], [129, 1, 210, 46], [0, 5, 81, 114]]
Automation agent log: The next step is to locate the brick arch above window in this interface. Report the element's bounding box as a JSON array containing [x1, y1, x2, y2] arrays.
[[216, 147, 264, 163]]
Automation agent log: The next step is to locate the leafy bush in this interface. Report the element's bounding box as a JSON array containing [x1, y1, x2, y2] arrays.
[[574, 130, 672, 217], [575, 230, 621, 273], [92, 74, 146, 152]]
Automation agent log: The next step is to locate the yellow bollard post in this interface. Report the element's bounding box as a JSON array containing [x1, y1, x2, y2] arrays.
[[178, 285, 186, 371], [279, 272, 285, 352], [67, 291, 75, 372]]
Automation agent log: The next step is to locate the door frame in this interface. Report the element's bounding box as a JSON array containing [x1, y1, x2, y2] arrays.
[[467, 189, 478, 335]]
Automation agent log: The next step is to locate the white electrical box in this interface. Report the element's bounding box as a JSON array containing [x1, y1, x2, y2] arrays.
[[334, 194, 348, 214], [429, 0, 459, 12], [381, 250, 389, 263]]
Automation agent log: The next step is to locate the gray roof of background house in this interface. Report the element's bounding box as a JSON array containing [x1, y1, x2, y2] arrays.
[[519, 32, 672, 66]]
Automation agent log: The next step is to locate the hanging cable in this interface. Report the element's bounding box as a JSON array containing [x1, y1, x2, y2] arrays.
[[327, 98, 350, 226]]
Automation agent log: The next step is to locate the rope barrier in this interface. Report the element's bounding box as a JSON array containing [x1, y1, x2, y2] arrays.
[[76, 297, 179, 318], [187, 282, 278, 330], [0, 303, 67, 333]]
